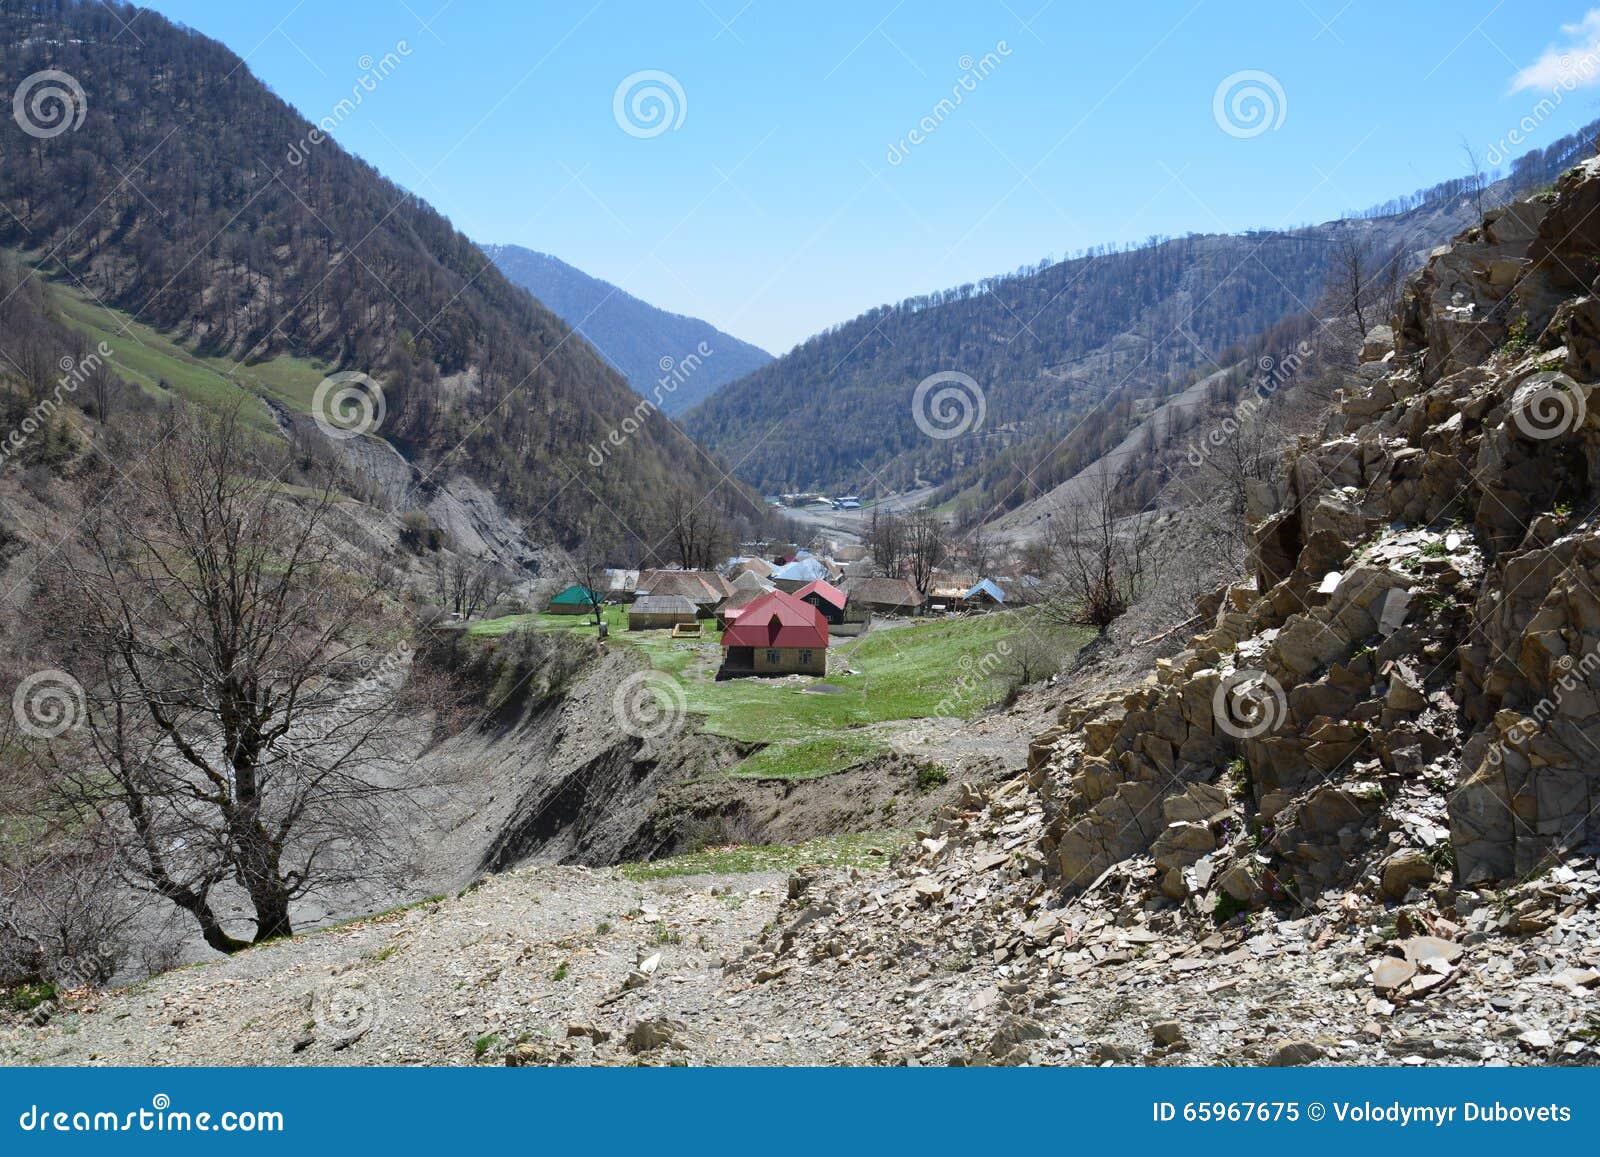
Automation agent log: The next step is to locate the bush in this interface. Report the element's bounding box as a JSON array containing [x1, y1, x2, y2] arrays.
[[398, 510, 442, 553], [0, 839, 130, 994]]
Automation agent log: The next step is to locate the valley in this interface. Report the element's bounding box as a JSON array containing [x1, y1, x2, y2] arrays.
[[2, 0, 1599, 1080]]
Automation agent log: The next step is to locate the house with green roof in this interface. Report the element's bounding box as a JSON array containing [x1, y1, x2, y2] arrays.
[[546, 583, 603, 616]]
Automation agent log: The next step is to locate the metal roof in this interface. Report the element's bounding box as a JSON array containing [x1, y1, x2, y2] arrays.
[[628, 595, 700, 616], [720, 590, 829, 650]]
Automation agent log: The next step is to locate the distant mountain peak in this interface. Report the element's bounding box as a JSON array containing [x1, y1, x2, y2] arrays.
[[484, 244, 770, 416]]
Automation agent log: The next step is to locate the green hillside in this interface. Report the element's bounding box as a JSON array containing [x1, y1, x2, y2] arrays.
[[49, 277, 329, 430]]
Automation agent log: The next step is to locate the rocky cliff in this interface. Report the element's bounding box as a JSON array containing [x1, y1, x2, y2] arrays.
[[1029, 160, 1600, 917]]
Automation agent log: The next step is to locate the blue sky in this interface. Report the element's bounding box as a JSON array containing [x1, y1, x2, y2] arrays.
[[142, 0, 1600, 354]]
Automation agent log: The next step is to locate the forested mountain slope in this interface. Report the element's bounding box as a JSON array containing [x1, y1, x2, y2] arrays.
[[484, 244, 771, 415], [0, 0, 758, 553], [686, 121, 1600, 519]]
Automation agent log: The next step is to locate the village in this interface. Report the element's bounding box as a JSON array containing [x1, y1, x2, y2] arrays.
[[544, 536, 1032, 680], [480, 524, 1075, 783]]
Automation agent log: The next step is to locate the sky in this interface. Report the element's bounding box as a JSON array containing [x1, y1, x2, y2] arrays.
[[137, 0, 1600, 355]]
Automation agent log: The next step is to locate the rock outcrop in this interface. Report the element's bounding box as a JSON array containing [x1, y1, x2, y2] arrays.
[[1030, 158, 1600, 913]]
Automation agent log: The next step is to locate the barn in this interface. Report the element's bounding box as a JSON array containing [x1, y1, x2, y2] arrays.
[[845, 576, 926, 617], [771, 556, 831, 592], [963, 578, 1007, 611]]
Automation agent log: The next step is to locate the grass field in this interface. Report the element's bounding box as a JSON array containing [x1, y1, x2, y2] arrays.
[[50, 280, 329, 428], [470, 604, 1089, 779]]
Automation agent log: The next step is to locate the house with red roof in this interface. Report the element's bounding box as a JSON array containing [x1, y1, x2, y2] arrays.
[[717, 589, 829, 679], [793, 578, 847, 625]]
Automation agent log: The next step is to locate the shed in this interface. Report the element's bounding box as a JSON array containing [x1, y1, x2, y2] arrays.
[[771, 556, 831, 592], [628, 594, 700, 631], [963, 578, 1007, 610], [639, 570, 733, 609]]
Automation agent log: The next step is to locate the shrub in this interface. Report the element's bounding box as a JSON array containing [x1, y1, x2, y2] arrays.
[[398, 510, 442, 553]]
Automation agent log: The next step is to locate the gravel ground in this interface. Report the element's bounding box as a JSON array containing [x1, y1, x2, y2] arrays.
[[5, 821, 1596, 1068]]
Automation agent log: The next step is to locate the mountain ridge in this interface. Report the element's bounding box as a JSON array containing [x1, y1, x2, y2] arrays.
[[686, 121, 1600, 522], [484, 244, 771, 416], [0, 0, 761, 559]]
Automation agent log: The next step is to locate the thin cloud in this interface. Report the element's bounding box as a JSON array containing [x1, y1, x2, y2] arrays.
[[1512, 9, 1600, 92]]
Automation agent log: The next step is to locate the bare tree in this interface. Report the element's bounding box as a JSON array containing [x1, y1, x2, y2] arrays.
[[1327, 237, 1404, 344], [25, 404, 424, 953], [434, 552, 512, 620], [1002, 626, 1063, 691], [959, 520, 992, 577], [905, 508, 950, 595], [866, 506, 907, 577], [569, 527, 611, 637], [1461, 137, 1487, 220], [0, 837, 131, 990], [1036, 475, 1156, 631], [661, 490, 729, 571]]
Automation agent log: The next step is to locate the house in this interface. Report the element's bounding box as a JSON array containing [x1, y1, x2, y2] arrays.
[[729, 569, 774, 595], [635, 569, 732, 612], [846, 576, 926, 616], [627, 594, 700, 631], [927, 577, 972, 614], [546, 583, 603, 616], [601, 569, 641, 602], [726, 556, 774, 581], [771, 556, 831, 592], [717, 570, 777, 627], [832, 544, 868, 564], [718, 590, 829, 679], [962, 578, 1007, 611], [717, 586, 768, 628], [831, 495, 861, 510], [793, 578, 847, 625]]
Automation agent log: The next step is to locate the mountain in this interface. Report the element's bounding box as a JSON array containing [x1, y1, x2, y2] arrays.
[[685, 122, 1600, 521], [483, 245, 771, 416], [0, 0, 760, 558]]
